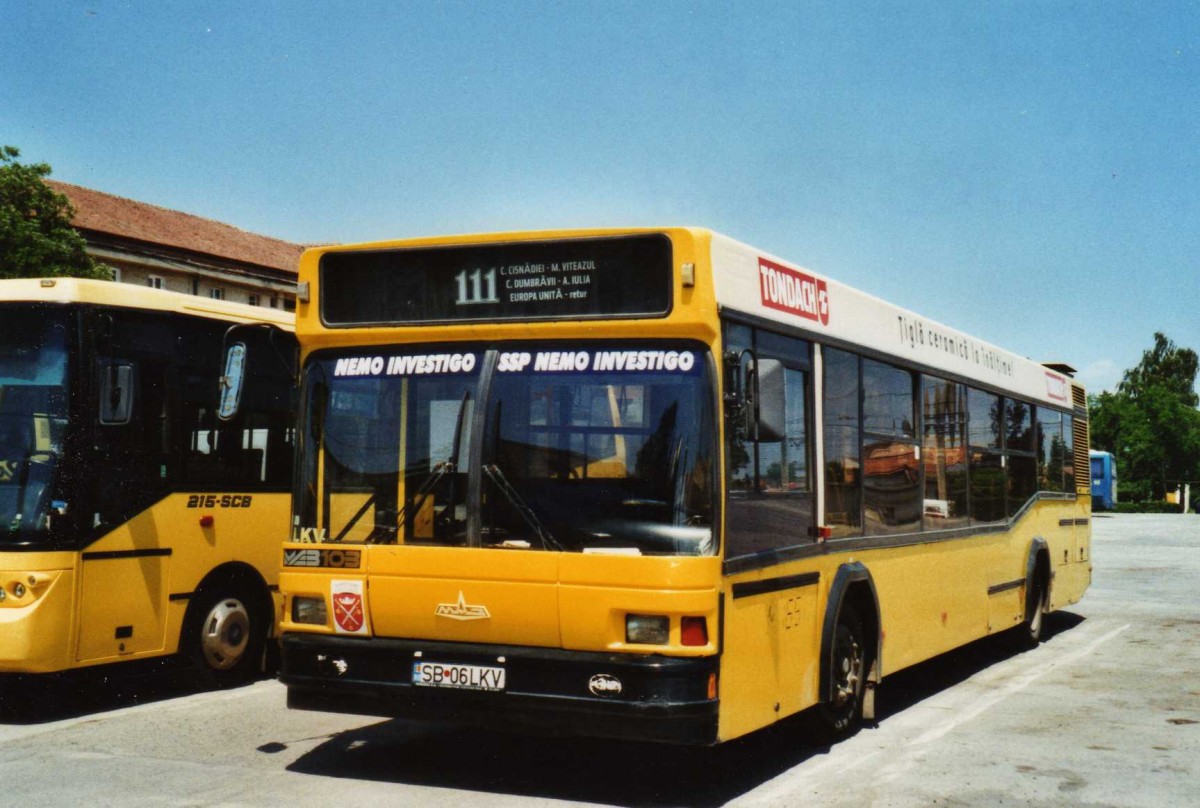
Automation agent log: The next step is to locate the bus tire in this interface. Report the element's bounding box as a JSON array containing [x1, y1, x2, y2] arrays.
[[817, 601, 866, 738], [183, 581, 265, 687], [1013, 573, 1047, 649]]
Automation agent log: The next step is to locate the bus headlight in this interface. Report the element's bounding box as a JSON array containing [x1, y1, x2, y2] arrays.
[[292, 596, 328, 626], [625, 614, 669, 645]]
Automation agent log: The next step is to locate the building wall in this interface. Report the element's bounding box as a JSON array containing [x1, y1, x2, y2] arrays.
[[52, 181, 302, 312], [105, 258, 294, 310], [99, 253, 295, 309]]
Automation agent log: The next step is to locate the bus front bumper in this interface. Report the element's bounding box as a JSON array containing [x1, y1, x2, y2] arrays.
[[280, 633, 720, 745]]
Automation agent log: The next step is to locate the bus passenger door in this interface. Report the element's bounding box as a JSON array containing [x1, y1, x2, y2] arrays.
[[719, 329, 818, 739], [77, 315, 175, 662]]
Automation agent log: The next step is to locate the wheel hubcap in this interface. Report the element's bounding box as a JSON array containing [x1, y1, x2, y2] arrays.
[[200, 598, 250, 671], [834, 636, 863, 705]]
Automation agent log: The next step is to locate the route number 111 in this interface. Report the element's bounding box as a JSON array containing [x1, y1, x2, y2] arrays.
[[454, 268, 500, 305]]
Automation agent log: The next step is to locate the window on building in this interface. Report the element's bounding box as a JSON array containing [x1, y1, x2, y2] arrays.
[[209, 288, 225, 301], [248, 294, 261, 307], [147, 275, 164, 290]]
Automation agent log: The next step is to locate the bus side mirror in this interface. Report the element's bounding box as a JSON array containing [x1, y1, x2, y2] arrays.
[[99, 362, 136, 425], [749, 357, 786, 443], [218, 342, 247, 420]]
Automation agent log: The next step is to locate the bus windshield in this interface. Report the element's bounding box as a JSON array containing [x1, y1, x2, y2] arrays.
[[0, 306, 70, 544], [295, 342, 716, 555]]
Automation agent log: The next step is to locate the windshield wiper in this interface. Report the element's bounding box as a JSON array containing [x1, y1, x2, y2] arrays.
[[366, 459, 454, 544], [368, 390, 471, 545], [482, 463, 564, 551]]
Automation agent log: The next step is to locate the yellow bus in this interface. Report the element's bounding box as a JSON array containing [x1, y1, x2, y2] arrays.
[[0, 278, 295, 683], [275, 229, 1090, 744]]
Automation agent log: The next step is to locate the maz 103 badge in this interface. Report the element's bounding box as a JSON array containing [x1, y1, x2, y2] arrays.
[[283, 548, 362, 569], [331, 580, 368, 634]]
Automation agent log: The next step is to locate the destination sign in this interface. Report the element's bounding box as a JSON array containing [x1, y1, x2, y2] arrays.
[[320, 234, 673, 326]]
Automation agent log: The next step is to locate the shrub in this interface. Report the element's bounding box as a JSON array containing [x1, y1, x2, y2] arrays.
[[1111, 501, 1183, 514]]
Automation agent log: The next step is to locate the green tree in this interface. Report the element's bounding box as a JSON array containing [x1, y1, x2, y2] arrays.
[[1119, 333, 1199, 407], [0, 145, 111, 280], [1090, 333, 1200, 500]]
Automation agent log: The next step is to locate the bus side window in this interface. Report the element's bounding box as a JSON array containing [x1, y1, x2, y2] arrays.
[[1037, 409, 1066, 493], [822, 347, 862, 539], [862, 359, 920, 536], [923, 376, 970, 528], [725, 324, 814, 562], [966, 388, 1003, 524], [92, 315, 175, 524], [181, 328, 294, 489]]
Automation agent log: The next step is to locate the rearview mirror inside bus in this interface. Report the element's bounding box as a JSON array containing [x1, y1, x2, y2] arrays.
[[218, 342, 247, 420], [98, 361, 135, 425], [750, 357, 786, 443]]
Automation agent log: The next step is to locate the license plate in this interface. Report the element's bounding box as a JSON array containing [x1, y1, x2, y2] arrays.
[[411, 661, 506, 691]]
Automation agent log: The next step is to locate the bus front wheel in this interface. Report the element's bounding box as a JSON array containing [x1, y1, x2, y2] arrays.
[[184, 583, 265, 686], [817, 602, 866, 738]]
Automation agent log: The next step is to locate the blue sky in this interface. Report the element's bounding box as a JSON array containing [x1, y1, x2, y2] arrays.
[[4, 1, 1197, 394]]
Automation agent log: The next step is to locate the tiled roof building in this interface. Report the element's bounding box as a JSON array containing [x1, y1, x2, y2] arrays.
[[49, 180, 302, 309]]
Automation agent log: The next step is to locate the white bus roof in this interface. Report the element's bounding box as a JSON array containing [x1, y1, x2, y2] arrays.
[[710, 231, 1076, 409], [0, 277, 293, 329]]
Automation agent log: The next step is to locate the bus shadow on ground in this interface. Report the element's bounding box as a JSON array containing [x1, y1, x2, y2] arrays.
[[0, 661, 265, 724], [874, 610, 1085, 721], [284, 611, 1085, 807]]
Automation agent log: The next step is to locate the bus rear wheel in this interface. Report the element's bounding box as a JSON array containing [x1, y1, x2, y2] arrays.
[[184, 583, 265, 687], [1013, 575, 1047, 649], [817, 602, 866, 739]]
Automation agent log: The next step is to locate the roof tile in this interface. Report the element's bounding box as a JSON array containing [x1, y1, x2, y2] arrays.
[[48, 180, 303, 274]]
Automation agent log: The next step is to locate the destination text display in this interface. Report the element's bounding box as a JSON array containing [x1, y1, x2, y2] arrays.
[[320, 234, 672, 325]]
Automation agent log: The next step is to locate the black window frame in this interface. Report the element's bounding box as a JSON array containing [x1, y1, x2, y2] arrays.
[[722, 321, 816, 570], [860, 358, 921, 536]]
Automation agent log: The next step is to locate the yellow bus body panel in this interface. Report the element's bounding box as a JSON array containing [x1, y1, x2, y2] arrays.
[[366, 546, 562, 646], [281, 545, 722, 656], [0, 553, 76, 673], [0, 493, 290, 673], [716, 496, 1090, 741], [72, 493, 291, 666], [294, 228, 719, 357]]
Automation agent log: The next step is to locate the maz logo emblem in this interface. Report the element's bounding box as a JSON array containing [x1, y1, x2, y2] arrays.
[[588, 674, 623, 696], [435, 591, 491, 621]]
